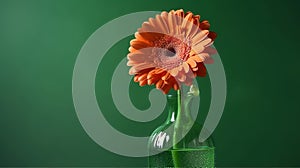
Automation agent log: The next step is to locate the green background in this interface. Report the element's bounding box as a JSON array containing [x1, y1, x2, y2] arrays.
[[0, 0, 299, 167]]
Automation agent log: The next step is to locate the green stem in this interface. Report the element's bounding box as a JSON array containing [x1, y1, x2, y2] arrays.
[[173, 89, 182, 148], [171, 89, 181, 167]]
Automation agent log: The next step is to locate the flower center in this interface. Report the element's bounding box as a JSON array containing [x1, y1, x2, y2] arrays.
[[152, 35, 191, 70], [165, 47, 176, 57]]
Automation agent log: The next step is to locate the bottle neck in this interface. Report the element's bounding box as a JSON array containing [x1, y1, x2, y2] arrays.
[[166, 89, 195, 149], [165, 89, 194, 124], [165, 94, 178, 124]]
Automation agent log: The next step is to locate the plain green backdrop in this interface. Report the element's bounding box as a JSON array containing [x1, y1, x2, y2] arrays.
[[0, 0, 299, 167]]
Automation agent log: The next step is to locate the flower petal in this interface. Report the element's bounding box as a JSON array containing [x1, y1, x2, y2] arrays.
[[173, 82, 179, 90], [139, 79, 147, 86], [155, 79, 164, 89], [141, 21, 155, 33], [130, 39, 149, 49], [148, 75, 160, 85], [196, 63, 207, 77], [170, 67, 179, 76], [186, 58, 197, 68], [127, 53, 145, 61], [198, 53, 210, 61], [195, 37, 212, 47], [182, 62, 190, 73], [127, 60, 141, 66], [175, 9, 184, 18], [147, 69, 157, 79], [161, 83, 172, 94], [190, 55, 203, 63], [208, 31, 217, 41], [168, 12, 177, 35], [154, 14, 169, 34], [138, 73, 148, 81], [203, 46, 217, 55], [204, 57, 214, 64], [199, 20, 210, 30], [129, 63, 155, 75], [182, 13, 193, 36], [162, 73, 171, 81], [160, 11, 170, 34], [134, 75, 139, 82], [192, 30, 209, 43], [191, 43, 205, 53]]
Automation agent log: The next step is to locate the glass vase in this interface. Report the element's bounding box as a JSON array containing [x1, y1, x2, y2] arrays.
[[148, 85, 215, 167]]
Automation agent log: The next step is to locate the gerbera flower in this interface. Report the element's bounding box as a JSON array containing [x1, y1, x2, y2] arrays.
[[127, 9, 217, 94]]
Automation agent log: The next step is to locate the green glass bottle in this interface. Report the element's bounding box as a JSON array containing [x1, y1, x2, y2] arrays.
[[148, 86, 215, 167]]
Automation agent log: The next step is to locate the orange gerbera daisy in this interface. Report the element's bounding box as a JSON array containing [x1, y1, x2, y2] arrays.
[[127, 9, 217, 94]]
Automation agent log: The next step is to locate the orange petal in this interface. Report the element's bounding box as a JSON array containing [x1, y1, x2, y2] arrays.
[[127, 52, 144, 59], [197, 63, 207, 77], [160, 12, 170, 33], [198, 53, 210, 61], [177, 65, 183, 71], [155, 80, 164, 89], [192, 29, 209, 43], [148, 75, 160, 85], [162, 73, 171, 81], [190, 55, 203, 63], [155, 68, 166, 75], [187, 23, 199, 39], [204, 40, 214, 47], [127, 61, 137, 66], [182, 62, 190, 73], [199, 20, 210, 30], [163, 75, 175, 85], [173, 82, 179, 90], [186, 58, 197, 68], [137, 32, 162, 43], [131, 63, 155, 74], [129, 47, 137, 52], [184, 12, 193, 21], [169, 10, 175, 14], [203, 47, 217, 55], [198, 38, 212, 47], [161, 83, 172, 94], [138, 73, 148, 81], [208, 31, 217, 41], [192, 43, 204, 53], [139, 79, 147, 86], [204, 57, 214, 64], [193, 15, 200, 21], [134, 75, 139, 82], [168, 12, 177, 35], [170, 67, 179, 76], [134, 32, 153, 45], [147, 69, 157, 79], [155, 14, 169, 34], [141, 21, 155, 33], [182, 13, 193, 32], [130, 39, 149, 50], [175, 9, 184, 18]]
